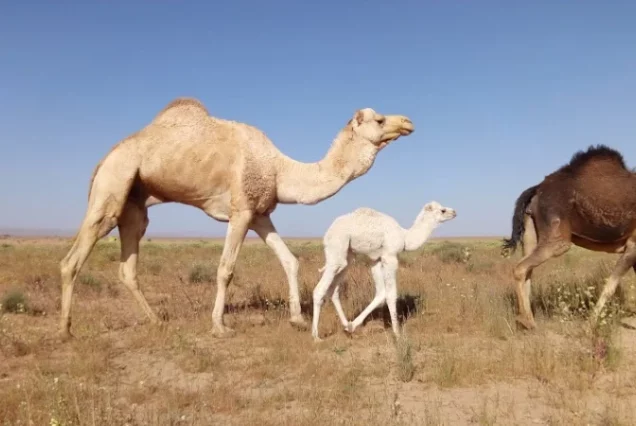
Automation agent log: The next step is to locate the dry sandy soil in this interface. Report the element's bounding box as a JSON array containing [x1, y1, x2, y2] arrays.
[[1, 235, 636, 425]]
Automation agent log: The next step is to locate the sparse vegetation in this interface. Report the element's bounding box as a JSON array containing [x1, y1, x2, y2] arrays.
[[430, 241, 471, 264], [79, 272, 102, 292], [0, 237, 635, 424], [188, 262, 215, 284], [395, 334, 415, 382], [1, 290, 28, 314]]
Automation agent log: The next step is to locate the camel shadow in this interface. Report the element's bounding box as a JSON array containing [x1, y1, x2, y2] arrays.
[[223, 296, 313, 315], [351, 293, 422, 329], [223, 292, 421, 331]]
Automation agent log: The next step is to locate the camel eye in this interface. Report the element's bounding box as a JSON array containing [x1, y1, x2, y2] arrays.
[[441, 209, 447, 214], [376, 117, 385, 125]]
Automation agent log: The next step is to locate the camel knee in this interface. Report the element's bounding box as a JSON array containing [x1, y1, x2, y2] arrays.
[[313, 286, 328, 306], [513, 265, 528, 282], [59, 260, 76, 285], [216, 262, 234, 286]]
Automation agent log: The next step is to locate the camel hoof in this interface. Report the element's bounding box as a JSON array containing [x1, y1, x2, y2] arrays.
[[289, 316, 309, 331], [344, 322, 355, 334], [515, 315, 537, 331], [212, 325, 236, 339], [312, 335, 323, 343], [57, 330, 74, 343]]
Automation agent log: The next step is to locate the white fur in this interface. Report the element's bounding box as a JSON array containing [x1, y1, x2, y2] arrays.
[[311, 201, 457, 341]]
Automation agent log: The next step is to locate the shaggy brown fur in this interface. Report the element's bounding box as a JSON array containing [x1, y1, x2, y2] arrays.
[[502, 144, 636, 329]]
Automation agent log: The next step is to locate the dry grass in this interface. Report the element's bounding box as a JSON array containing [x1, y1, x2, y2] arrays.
[[1, 236, 636, 424]]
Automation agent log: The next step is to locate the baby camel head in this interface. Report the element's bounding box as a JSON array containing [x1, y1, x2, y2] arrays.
[[419, 201, 457, 224]]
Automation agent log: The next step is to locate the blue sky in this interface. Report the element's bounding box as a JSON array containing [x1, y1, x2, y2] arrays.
[[2, 1, 636, 238]]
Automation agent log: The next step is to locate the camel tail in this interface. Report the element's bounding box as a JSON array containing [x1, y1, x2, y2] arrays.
[[502, 184, 539, 255]]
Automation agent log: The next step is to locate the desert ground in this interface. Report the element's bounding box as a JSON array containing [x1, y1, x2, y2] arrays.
[[1, 235, 636, 425]]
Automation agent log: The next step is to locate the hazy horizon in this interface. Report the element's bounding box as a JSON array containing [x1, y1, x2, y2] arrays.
[[0, 226, 505, 240]]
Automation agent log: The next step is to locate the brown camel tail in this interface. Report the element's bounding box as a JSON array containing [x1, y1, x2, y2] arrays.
[[502, 184, 539, 255]]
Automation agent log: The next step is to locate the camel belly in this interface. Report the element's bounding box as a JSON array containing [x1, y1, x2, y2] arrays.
[[349, 232, 384, 260], [571, 234, 627, 253], [570, 217, 633, 243]]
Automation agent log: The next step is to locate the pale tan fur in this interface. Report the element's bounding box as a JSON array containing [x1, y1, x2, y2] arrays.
[[58, 97, 415, 340]]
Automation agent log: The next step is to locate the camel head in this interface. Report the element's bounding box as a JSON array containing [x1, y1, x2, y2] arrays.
[[419, 201, 457, 224], [339, 108, 414, 179], [351, 108, 414, 150]]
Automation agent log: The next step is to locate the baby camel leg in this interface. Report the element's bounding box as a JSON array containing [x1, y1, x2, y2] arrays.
[[382, 256, 401, 336], [251, 216, 306, 329], [347, 260, 387, 334], [327, 267, 350, 329], [212, 210, 253, 338], [513, 221, 571, 330], [312, 255, 348, 341], [590, 240, 636, 324], [117, 201, 160, 325]]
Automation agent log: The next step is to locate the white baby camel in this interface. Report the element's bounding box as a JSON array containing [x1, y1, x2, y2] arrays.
[[311, 201, 457, 341]]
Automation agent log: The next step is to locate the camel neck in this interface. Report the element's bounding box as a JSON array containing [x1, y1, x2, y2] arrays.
[[404, 218, 438, 251], [275, 152, 353, 205]]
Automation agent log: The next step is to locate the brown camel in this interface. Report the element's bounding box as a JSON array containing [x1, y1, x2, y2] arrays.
[[58, 97, 414, 340], [502, 144, 636, 330]]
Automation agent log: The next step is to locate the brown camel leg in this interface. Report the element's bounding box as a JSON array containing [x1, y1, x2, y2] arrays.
[[117, 201, 160, 325], [58, 209, 118, 340], [590, 241, 636, 325], [251, 215, 307, 330], [211, 210, 253, 338], [520, 214, 538, 317], [513, 218, 571, 330]]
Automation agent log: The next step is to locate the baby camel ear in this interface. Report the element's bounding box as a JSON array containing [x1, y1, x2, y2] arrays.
[[424, 204, 433, 212]]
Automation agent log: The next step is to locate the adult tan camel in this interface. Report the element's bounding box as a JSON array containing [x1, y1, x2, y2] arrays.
[[502, 144, 636, 330], [58, 97, 415, 340]]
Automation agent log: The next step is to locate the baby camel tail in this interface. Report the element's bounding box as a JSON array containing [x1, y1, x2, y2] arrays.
[[57, 97, 415, 341], [502, 144, 636, 330], [312, 201, 456, 341]]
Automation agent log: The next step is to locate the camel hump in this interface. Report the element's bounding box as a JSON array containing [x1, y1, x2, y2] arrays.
[[152, 97, 210, 126]]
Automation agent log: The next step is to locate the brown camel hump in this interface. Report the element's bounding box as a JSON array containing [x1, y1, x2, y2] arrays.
[[557, 144, 628, 175], [152, 97, 210, 126]]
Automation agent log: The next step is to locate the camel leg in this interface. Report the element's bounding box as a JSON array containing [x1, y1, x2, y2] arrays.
[[312, 266, 338, 341], [211, 210, 253, 338], [58, 206, 119, 340], [513, 219, 571, 330], [251, 216, 306, 329], [382, 256, 401, 337], [328, 268, 350, 329], [312, 257, 349, 341], [520, 214, 538, 320], [117, 201, 160, 325], [348, 260, 387, 334], [590, 241, 636, 324]]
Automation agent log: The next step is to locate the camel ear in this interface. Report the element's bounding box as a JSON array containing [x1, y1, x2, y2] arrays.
[[424, 204, 433, 212], [354, 110, 365, 126]]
